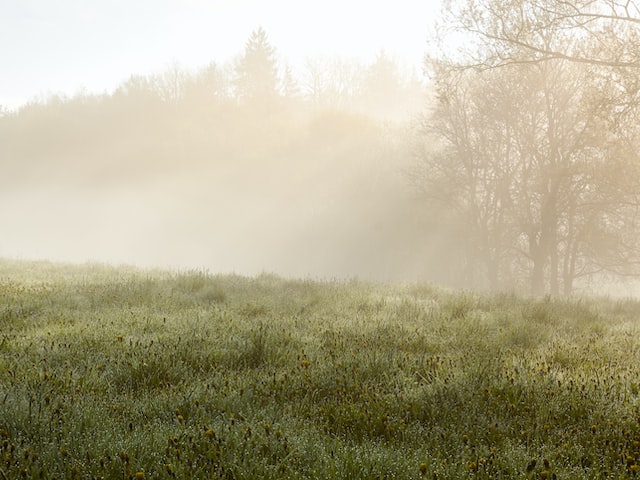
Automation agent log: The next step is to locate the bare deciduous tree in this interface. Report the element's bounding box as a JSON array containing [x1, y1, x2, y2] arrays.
[[439, 0, 640, 68], [418, 30, 640, 294]]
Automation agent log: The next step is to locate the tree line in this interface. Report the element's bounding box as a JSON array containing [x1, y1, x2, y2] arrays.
[[0, 28, 438, 283], [1, 27, 422, 120], [0, 26, 427, 189], [4, 10, 640, 295], [414, 0, 640, 295]]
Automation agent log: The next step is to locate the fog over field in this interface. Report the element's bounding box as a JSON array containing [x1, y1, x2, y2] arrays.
[[0, 1, 441, 281], [0, 128, 437, 281], [3, 0, 640, 296]]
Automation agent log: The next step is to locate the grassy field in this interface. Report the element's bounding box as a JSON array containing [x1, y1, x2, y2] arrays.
[[1, 259, 640, 479]]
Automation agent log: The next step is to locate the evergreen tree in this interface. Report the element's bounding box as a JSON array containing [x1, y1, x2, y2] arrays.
[[234, 27, 279, 104], [280, 64, 300, 99]]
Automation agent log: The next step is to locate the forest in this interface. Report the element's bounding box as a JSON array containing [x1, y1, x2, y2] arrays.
[[0, 27, 437, 284], [416, 0, 640, 295], [3, 1, 640, 296]]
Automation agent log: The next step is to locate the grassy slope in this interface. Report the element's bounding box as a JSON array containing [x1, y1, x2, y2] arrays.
[[1, 260, 640, 479]]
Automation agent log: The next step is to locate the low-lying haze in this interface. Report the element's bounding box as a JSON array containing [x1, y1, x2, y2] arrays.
[[0, 1, 446, 282], [6, 0, 639, 296]]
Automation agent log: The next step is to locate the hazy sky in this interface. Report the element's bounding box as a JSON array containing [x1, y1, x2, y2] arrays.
[[0, 0, 441, 109]]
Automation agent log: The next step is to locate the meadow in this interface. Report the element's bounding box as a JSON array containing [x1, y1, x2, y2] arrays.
[[1, 259, 639, 479]]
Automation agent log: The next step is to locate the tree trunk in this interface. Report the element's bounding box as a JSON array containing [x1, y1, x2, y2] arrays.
[[486, 256, 499, 292], [531, 260, 545, 295], [562, 239, 577, 296], [549, 248, 559, 295], [529, 231, 546, 295], [547, 199, 559, 295]]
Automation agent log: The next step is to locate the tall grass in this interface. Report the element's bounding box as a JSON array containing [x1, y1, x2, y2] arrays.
[[0, 259, 639, 479]]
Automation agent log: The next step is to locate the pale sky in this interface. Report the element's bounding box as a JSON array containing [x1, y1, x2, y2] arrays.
[[0, 0, 441, 110]]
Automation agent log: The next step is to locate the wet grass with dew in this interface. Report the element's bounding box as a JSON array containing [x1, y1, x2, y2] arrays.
[[1, 259, 640, 479]]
